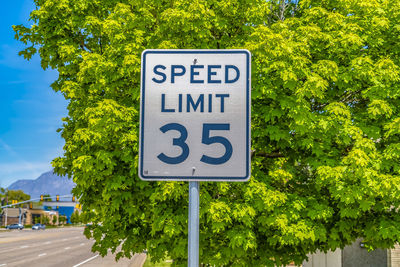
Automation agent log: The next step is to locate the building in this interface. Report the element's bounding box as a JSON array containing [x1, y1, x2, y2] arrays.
[[0, 198, 80, 226], [42, 201, 77, 224], [0, 207, 59, 226], [303, 239, 400, 267]]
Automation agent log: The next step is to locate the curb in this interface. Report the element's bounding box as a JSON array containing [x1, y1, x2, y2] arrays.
[[129, 253, 147, 267]]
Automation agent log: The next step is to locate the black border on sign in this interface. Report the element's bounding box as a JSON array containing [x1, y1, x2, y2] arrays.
[[139, 50, 251, 181]]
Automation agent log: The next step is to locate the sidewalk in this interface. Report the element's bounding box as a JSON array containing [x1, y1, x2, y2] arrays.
[[129, 253, 147, 267]]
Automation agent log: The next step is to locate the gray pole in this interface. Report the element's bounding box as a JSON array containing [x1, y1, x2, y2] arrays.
[[188, 181, 199, 267]]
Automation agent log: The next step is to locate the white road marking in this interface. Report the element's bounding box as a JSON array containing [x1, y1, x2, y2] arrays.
[[72, 255, 99, 267], [38, 253, 47, 257], [62, 238, 68, 241], [0, 264, 7, 266], [65, 247, 71, 250], [0, 233, 83, 255], [80, 243, 85, 246]]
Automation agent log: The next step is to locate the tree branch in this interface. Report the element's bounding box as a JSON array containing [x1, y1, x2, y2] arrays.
[[278, 0, 289, 21], [311, 90, 362, 111], [78, 32, 93, 53]]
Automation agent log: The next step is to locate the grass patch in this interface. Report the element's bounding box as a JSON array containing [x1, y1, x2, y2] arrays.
[[143, 255, 173, 267]]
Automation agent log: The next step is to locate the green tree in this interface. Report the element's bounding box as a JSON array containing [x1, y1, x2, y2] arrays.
[[70, 211, 75, 224], [58, 215, 66, 225], [52, 215, 58, 225], [6, 190, 30, 204], [42, 216, 50, 225], [14, 0, 400, 265], [62, 215, 67, 224], [42, 194, 52, 202], [0, 187, 5, 212], [70, 211, 80, 224]]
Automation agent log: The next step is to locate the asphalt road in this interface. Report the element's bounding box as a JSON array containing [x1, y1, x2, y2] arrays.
[[0, 227, 146, 267]]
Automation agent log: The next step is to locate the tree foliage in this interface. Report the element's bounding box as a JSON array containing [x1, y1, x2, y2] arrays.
[[70, 210, 81, 224], [52, 215, 58, 225], [42, 215, 50, 225], [42, 194, 52, 202], [5, 190, 31, 203], [58, 215, 67, 225], [14, 0, 400, 265]]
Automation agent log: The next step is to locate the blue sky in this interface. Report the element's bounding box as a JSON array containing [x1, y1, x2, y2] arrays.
[[0, 1, 67, 187]]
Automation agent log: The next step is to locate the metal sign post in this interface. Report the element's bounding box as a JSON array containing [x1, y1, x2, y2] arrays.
[[188, 181, 199, 267]]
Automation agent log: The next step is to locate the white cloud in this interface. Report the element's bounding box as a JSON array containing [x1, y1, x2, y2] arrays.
[[0, 161, 52, 188], [0, 139, 55, 187]]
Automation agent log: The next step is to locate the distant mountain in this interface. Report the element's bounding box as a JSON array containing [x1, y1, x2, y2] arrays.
[[7, 171, 75, 199]]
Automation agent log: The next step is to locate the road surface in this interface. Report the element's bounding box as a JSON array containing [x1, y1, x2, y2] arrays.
[[0, 227, 146, 267]]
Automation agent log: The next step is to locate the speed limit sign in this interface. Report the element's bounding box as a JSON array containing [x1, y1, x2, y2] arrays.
[[139, 50, 251, 181]]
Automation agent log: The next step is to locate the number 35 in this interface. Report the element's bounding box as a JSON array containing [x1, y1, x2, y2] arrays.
[[157, 123, 233, 165]]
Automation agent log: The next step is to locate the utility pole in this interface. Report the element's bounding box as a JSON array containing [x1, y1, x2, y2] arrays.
[[18, 207, 22, 225]]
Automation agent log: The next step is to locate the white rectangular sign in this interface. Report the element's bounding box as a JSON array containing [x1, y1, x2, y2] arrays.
[[139, 50, 251, 181]]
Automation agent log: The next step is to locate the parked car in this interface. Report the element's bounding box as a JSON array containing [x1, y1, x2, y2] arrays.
[[6, 223, 24, 230], [32, 223, 46, 230]]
